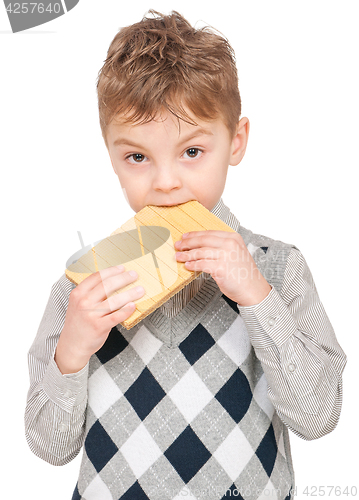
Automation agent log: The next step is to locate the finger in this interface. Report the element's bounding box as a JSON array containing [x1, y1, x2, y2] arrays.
[[92, 268, 141, 303], [184, 260, 230, 283], [100, 301, 139, 331], [184, 258, 218, 275], [176, 247, 222, 262], [182, 230, 238, 239], [75, 265, 126, 294], [177, 234, 231, 251], [98, 282, 146, 314]]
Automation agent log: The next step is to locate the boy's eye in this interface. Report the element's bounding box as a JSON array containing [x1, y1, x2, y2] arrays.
[[127, 153, 147, 164], [184, 148, 202, 159]]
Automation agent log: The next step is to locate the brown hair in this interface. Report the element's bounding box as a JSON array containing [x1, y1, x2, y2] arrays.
[[96, 10, 241, 147]]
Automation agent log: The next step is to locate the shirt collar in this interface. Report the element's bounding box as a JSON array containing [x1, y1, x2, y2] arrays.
[[210, 197, 240, 232]]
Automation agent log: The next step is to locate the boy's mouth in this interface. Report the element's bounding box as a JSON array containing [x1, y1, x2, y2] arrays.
[[154, 199, 198, 207]]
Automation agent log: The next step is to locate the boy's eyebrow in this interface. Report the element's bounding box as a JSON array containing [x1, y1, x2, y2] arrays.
[[113, 138, 145, 149], [112, 128, 214, 149], [178, 128, 214, 145]]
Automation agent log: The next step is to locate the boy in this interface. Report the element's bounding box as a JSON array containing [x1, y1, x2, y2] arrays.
[[25, 10, 347, 500]]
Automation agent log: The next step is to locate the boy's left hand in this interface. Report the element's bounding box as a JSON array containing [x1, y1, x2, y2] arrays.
[[175, 230, 272, 307]]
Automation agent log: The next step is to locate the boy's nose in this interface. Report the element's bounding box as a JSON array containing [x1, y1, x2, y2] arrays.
[[152, 166, 182, 193]]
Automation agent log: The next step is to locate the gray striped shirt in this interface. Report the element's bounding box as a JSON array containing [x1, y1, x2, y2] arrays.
[[24, 198, 347, 465]]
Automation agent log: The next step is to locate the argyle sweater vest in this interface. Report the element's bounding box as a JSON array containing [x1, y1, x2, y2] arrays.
[[72, 227, 295, 500]]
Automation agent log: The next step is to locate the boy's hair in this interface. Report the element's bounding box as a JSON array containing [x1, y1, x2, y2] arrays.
[[96, 10, 241, 146]]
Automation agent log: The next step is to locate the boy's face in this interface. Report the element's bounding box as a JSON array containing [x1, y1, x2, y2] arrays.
[[106, 108, 249, 213]]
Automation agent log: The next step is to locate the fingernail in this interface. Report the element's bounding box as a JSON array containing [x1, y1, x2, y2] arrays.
[[129, 270, 137, 278], [116, 265, 124, 271], [182, 233, 189, 238]]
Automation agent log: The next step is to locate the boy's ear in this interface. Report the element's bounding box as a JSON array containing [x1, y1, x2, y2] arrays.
[[229, 117, 250, 166]]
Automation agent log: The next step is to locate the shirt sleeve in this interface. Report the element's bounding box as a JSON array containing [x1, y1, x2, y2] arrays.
[[237, 247, 347, 441], [24, 274, 89, 465]]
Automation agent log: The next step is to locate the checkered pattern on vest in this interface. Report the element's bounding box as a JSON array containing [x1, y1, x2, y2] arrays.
[[71, 284, 294, 500]]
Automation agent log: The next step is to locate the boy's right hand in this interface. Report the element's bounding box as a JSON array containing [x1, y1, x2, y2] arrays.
[[54, 265, 145, 374]]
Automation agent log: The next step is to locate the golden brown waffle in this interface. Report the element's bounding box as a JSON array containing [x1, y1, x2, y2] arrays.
[[65, 201, 236, 329]]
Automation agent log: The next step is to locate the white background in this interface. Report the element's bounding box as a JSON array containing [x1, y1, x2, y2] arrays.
[[1, 1, 358, 499]]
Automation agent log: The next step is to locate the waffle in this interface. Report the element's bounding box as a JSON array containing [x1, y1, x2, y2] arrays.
[[65, 201, 236, 329]]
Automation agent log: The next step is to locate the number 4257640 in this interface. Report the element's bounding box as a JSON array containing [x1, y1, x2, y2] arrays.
[[303, 486, 357, 496], [6, 3, 61, 14]]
